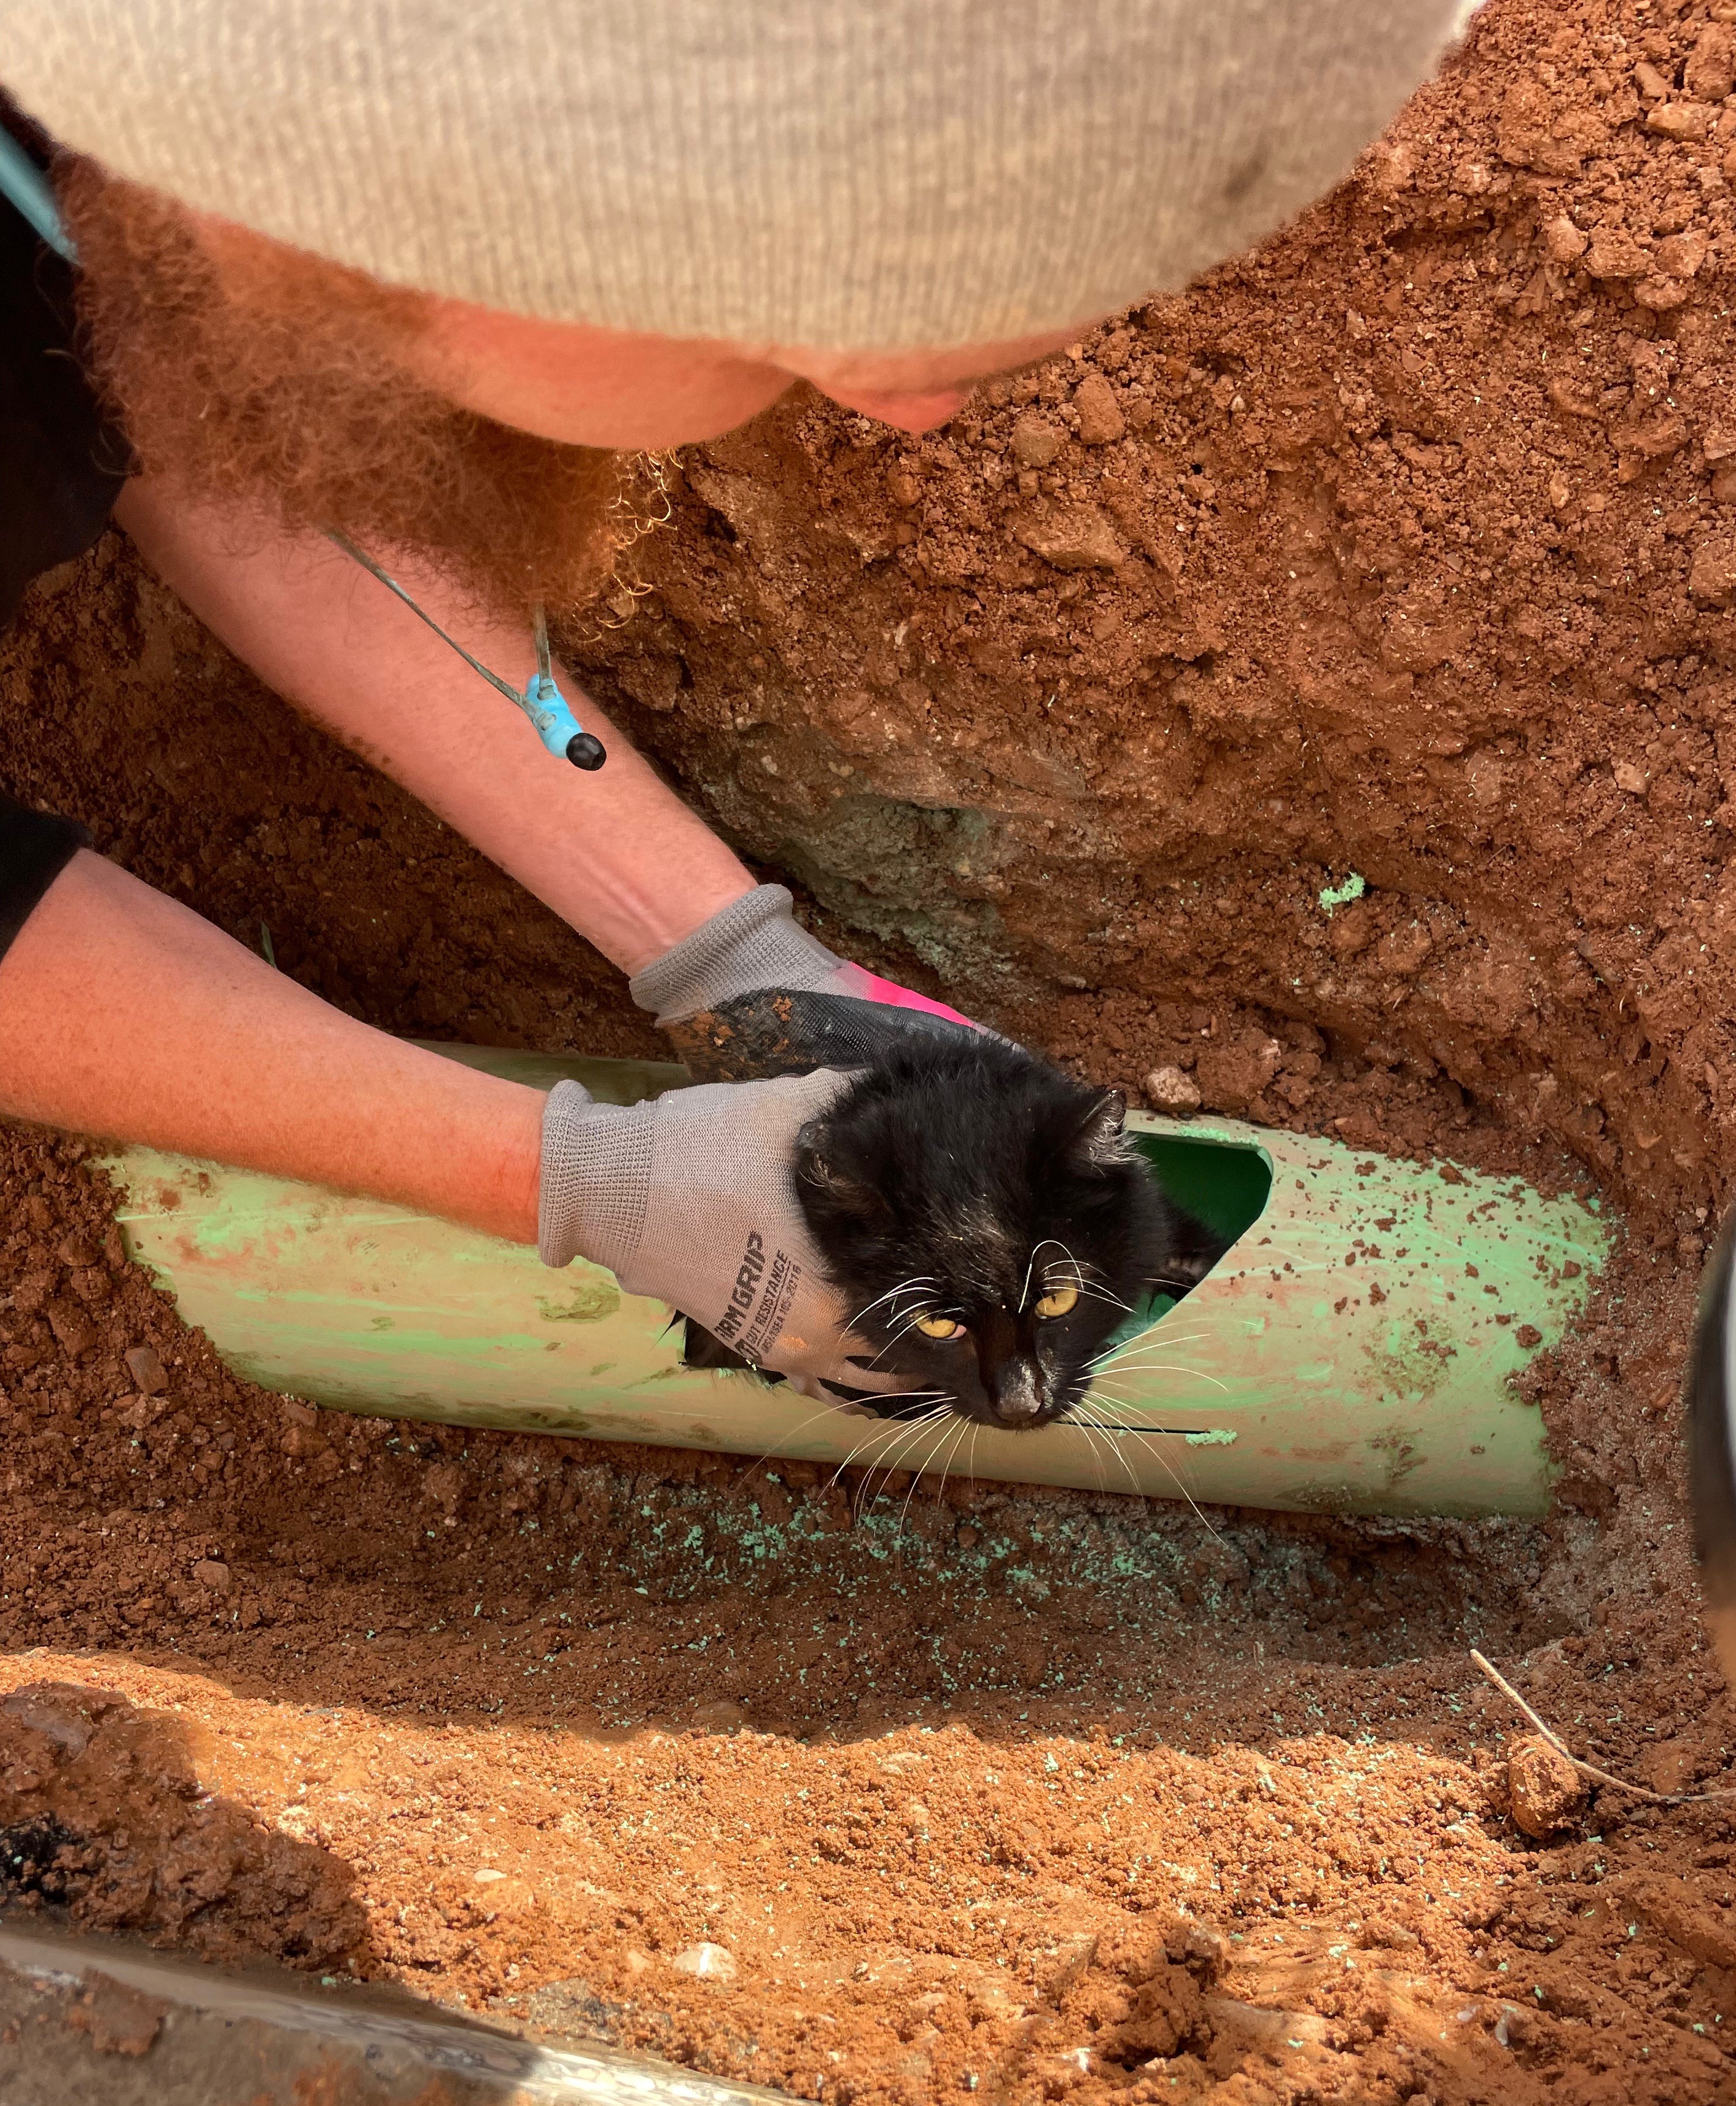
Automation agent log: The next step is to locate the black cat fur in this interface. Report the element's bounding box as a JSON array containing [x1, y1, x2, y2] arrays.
[[682, 1037, 1226, 1430]]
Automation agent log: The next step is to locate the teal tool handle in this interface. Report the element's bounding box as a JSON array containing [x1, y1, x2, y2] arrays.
[[521, 673, 606, 770]]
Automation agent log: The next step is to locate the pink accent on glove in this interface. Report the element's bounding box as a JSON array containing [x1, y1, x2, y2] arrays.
[[831, 962, 978, 1030]]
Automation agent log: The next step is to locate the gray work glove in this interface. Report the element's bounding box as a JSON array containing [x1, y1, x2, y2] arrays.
[[538, 1067, 901, 1404], [628, 884, 983, 1082]]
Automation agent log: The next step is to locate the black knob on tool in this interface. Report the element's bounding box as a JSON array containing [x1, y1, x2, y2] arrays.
[[566, 732, 608, 771]]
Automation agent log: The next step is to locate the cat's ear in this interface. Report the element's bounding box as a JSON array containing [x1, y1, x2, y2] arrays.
[[1068, 1088, 1129, 1167], [795, 1136, 890, 1222]]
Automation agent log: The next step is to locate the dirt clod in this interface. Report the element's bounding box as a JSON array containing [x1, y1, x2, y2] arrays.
[[1073, 373, 1126, 448], [122, 1346, 167, 1396], [1012, 501, 1129, 572], [1143, 1066, 1202, 1113], [1011, 413, 1065, 469], [1506, 1733, 1589, 1839], [64, 1972, 166, 2056]]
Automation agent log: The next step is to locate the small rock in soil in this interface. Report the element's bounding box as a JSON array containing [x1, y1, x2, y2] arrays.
[[123, 1345, 168, 1395], [1585, 227, 1647, 279], [2, 1682, 101, 1757], [1073, 373, 1126, 447], [1011, 413, 1064, 469], [1645, 101, 1711, 141], [64, 1974, 166, 2056], [1014, 502, 1128, 572], [1654, 231, 1707, 281], [1541, 213, 1587, 263], [690, 1697, 752, 1732], [192, 1561, 232, 1593], [1689, 541, 1736, 608], [670, 1943, 736, 1981], [1686, 25, 1735, 103], [1508, 1734, 1588, 1838], [47, 1303, 96, 1357], [1376, 922, 1433, 975], [1144, 1067, 1202, 1113]]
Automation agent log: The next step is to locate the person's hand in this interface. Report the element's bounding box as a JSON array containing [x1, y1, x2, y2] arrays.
[[630, 884, 986, 1081], [539, 1066, 905, 1402]]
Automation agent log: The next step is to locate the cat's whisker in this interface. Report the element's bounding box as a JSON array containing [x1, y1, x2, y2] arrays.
[[838, 1424, 910, 1524], [1074, 1392, 1226, 1544], [866, 1300, 967, 1368], [1076, 1418, 1116, 1497], [1019, 1237, 1073, 1314], [854, 1406, 955, 1519], [817, 1393, 950, 1496], [1039, 1260, 1133, 1314], [1058, 1388, 1119, 1492], [881, 1406, 965, 1542], [1083, 1347, 1215, 1383], [1076, 1403, 1142, 1490], [1087, 1360, 1230, 1392], [922, 1416, 973, 1533], [1084, 1328, 1215, 1370], [1089, 1354, 1216, 1383], [1062, 1403, 1108, 1481], [1056, 1241, 1130, 1301], [729, 1396, 876, 1491], [862, 1318, 929, 1371], [894, 1413, 963, 1538], [849, 1298, 942, 1365], [1037, 1239, 1088, 1301], [819, 1415, 922, 1503], [877, 1400, 954, 1466], [1074, 1279, 1135, 1309], [1068, 1403, 1146, 1498], [847, 1275, 940, 1332], [833, 1412, 951, 1521]]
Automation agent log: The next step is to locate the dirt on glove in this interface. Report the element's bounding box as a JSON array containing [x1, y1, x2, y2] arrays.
[[4, 0, 1736, 2099]]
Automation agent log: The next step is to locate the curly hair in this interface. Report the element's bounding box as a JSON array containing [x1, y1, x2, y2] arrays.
[[58, 156, 623, 621]]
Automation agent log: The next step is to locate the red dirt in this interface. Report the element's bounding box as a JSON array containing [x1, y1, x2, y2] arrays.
[[5, 0, 1736, 2098]]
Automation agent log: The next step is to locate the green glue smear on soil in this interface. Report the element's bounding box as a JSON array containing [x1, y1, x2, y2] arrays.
[[1318, 873, 1367, 915]]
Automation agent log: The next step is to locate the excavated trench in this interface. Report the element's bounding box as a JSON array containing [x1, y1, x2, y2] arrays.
[[4, 0, 1736, 2097]]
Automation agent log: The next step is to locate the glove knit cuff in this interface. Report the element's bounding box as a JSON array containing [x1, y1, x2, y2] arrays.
[[629, 884, 843, 1026], [538, 1080, 658, 1270]]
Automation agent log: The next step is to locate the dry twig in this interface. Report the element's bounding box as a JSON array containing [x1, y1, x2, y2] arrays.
[[1470, 1648, 1736, 1809]]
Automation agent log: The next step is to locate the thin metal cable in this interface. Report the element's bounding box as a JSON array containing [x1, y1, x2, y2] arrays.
[[325, 529, 527, 706]]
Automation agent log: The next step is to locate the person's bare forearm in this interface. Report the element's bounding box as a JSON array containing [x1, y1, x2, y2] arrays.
[[112, 479, 753, 977], [0, 852, 542, 1241]]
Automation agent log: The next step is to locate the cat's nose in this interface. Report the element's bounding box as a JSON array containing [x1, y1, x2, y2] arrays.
[[991, 1394, 1045, 1428], [987, 1370, 1046, 1428]]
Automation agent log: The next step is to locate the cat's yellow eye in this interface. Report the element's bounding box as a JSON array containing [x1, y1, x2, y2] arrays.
[[1035, 1284, 1080, 1319], [914, 1313, 966, 1340]]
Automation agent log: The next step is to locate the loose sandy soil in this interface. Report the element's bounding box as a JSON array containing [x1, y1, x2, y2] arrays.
[[6, 0, 1736, 2098]]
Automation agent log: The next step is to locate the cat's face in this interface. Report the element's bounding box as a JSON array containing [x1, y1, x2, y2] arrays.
[[794, 1045, 1221, 1432], [836, 1238, 1134, 1430]]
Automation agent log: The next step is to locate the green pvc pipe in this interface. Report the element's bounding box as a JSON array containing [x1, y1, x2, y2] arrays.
[[102, 1047, 1609, 1518]]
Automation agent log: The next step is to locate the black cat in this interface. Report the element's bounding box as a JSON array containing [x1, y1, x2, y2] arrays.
[[683, 1037, 1227, 1430]]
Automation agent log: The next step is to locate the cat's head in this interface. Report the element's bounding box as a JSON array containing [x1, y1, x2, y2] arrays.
[[793, 1042, 1223, 1432]]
